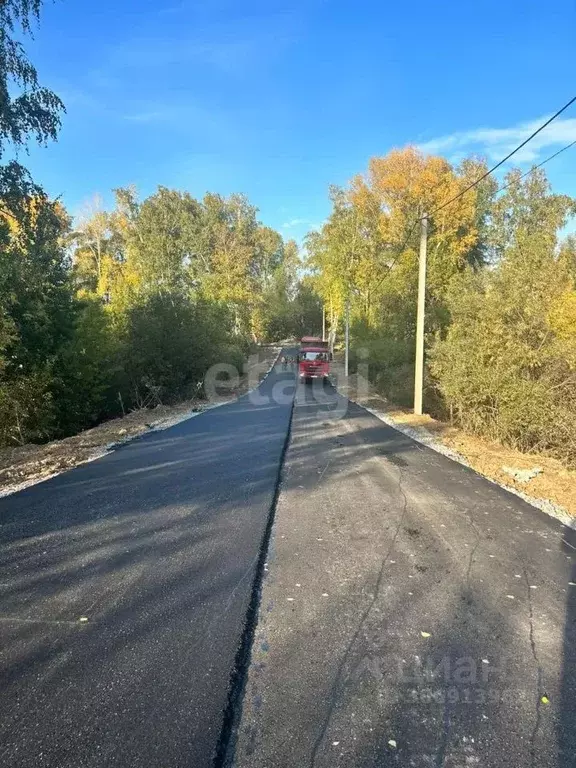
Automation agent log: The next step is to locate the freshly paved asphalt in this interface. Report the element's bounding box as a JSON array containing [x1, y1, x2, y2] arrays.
[[235, 382, 576, 768], [0, 356, 296, 768]]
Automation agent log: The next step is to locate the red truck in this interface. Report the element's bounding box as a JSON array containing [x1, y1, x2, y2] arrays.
[[298, 337, 330, 384]]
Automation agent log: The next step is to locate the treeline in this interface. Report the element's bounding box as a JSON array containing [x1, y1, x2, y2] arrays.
[[0, 0, 322, 449], [307, 147, 576, 464], [0, 187, 321, 447]]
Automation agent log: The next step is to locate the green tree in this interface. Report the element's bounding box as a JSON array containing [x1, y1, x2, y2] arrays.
[[431, 169, 576, 462], [291, 280, 323, 339], [52, 296, 121, 435], [0, 197, 75, 443], [0, 0, 64, 214], [0, 0, 73, 444], [128, 187, 203, 293], [123, 293, 241, 406]]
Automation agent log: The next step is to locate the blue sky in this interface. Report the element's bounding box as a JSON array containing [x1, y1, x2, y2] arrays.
[[21, 0, 576, 240]]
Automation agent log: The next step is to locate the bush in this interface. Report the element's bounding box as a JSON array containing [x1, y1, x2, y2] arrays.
[[123, 292, 250, 406], [50, 296, 123, 435], [350, 319, 415, 407], [430, 264, 576, 465], [0, 369, 55, 445]]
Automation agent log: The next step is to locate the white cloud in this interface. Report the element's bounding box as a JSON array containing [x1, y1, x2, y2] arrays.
[[418, 116, 576, 165], [281, 218, 311, 229]]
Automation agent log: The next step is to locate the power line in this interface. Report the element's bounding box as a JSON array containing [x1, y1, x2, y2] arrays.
[[493, 138, 576, 197], [372, 135, 576, 289], [371, 219, 419, 290], [427, 94, 576, 218], [366, 98, 576, 292]]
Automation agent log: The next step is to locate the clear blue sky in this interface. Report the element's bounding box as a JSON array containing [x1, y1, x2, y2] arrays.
[[22, 0, 576, 240]]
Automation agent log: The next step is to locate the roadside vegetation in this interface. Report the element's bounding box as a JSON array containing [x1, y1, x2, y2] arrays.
[[2, 0, 575, 478], [1, 185, 320, 447], [0, 1, 320, 449], [307, 148, 576, 466]]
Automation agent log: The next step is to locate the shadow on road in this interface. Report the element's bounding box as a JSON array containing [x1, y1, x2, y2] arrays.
[[0, 370, 296, 768], [237, 383, 576, 768], [2, 373, 574, 768]]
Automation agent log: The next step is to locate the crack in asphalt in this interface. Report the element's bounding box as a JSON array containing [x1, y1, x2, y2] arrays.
[[308, 462, 409, 768], [464, 512, 482, 594], [317, 459, 331, 484], [524, 566, 543, 768]]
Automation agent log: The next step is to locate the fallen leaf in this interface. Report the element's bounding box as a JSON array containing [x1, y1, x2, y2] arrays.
[[541, 695, 550, 705], [388, 739, 397, 749], [420, 631, 431, 638]]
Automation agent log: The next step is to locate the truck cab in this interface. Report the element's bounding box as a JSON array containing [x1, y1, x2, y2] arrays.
[[298, 346, 330, 383]]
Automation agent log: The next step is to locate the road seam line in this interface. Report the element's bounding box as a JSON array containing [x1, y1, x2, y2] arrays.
[[213, 357, 295, 768]]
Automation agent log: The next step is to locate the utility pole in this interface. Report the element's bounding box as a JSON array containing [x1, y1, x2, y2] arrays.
[[344, 295, 350, 378], [322, 305, 326, 341], [414, 215, 428, 415]]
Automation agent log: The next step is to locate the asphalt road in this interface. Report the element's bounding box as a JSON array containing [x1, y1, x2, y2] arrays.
[[235, 382, 576, 768], [0, 356, 296, 768]]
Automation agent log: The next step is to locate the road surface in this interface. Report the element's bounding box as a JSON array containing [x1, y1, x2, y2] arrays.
[[235, 382, 576, 768], [0, 356, 295, 768]]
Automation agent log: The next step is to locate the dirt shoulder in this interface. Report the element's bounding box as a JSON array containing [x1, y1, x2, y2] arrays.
[[332, 360, 576, 520], [0, 345, 281, 497]]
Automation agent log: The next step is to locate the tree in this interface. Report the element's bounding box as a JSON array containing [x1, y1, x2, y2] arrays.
[[128, 187, 203, 293], [291, 280, 323, 339], [306, 148, 483, 401], [431, 168, 576, 463], [199, 193, 261, 333], [0, 197, 75, 443], [306, 186, 367, 344], [0, 1, 72, 444], [0, 1, 64, 217], [123, 293, 242, 406], [70, 197, 123, 294], [52, 296, 121, 435]]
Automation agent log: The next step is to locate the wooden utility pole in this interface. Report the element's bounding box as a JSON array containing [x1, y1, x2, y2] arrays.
[[414, 215, 428, 415], [344, 295, 350, 377]]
